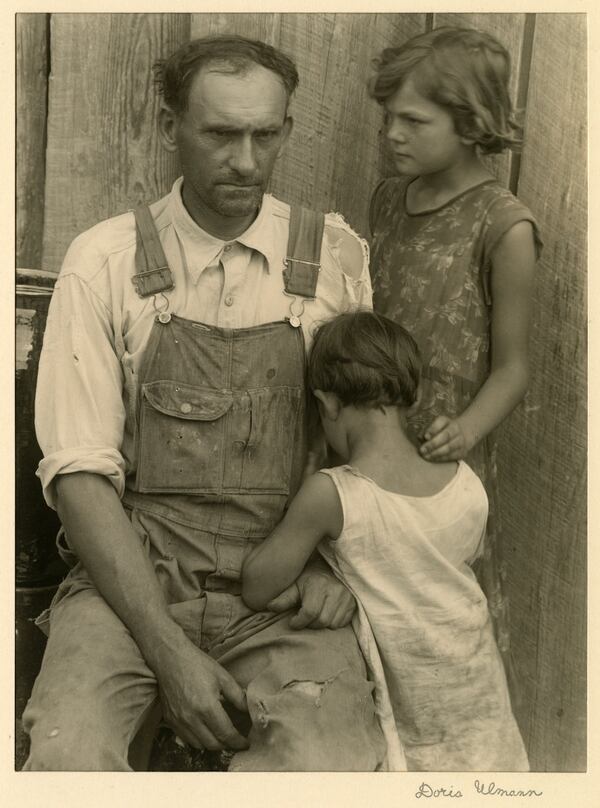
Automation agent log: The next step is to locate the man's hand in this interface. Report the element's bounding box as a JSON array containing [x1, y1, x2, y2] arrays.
[[266, 565, 356, 630], [419, 415, 474, 461], [157, 638, 249, 752]]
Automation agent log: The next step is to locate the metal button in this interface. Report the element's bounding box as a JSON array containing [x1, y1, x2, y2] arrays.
[[158, 312, 171, 324], [224, 295, 234, 307], [180, 402, 192, 414]]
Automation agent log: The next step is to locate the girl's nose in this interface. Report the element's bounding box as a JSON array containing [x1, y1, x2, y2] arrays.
[[386, 120, 408, 144]]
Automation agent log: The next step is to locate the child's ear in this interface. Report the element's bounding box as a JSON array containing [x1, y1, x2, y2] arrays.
[[405, 384, 422, 417], [313, 390, 342, 421]]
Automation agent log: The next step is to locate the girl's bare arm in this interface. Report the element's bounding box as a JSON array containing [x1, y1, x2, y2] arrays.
[[421, 220, 537, 461], [241, 472, 343, 610]]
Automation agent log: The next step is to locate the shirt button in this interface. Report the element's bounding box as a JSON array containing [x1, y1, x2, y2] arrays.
[[224, 295, 234, 307], [223, 244, 233, 252], [180, 402, 192, 414]]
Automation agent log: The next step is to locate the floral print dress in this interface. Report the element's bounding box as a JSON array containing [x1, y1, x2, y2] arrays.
[[369, 176, 541, 681]]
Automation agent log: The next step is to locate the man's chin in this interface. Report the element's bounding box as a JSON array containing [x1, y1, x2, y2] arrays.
[[213, 187, 264, 218]]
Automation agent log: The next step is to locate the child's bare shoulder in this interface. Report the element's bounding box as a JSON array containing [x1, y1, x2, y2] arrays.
[[289, 471, 344, 539]]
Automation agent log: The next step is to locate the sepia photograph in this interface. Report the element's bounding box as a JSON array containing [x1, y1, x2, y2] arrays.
[[11, 3, 588, 801]]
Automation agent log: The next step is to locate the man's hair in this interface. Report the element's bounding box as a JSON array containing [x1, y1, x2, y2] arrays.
[[370, 26, 522, 154], [308, 310, 422, 410], [153, 35, 300, 115]]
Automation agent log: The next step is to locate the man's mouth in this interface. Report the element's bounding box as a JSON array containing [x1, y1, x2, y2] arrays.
[[218, 182, 261, 188]]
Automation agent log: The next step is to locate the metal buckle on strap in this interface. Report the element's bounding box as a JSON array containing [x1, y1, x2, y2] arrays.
[[131, 267, 174, 298], [283, 257, 321, 269], [282, 258, 321, 300]]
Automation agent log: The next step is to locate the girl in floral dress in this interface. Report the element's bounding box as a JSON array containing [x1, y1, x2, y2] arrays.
[[368, 27, 542, 681]]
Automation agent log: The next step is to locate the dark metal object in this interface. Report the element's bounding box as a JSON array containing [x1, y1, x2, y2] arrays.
[[16, 269, 66, 586]]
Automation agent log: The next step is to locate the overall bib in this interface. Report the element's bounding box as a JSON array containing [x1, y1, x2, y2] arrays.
[[23, 205, 385, 772]]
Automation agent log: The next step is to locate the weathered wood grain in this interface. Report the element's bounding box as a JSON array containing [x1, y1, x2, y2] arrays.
[[274, 13, 427, 237], [16, 14, 49, 270], [41, 13, 190, 273], [432, 12, 529, 188], [496, 13, 587, 771], [191, 12, 282, 44]]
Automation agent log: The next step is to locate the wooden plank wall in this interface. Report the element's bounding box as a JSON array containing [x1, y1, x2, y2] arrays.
[[15, 12, 587, 771], [40, 14, 190, 272], [494, 14, 587, 772]]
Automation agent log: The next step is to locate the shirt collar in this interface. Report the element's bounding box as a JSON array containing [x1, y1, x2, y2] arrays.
[[167, 177, 280, 283]]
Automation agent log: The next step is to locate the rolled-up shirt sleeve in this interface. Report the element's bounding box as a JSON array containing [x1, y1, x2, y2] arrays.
[[35, 258, 127, 510]]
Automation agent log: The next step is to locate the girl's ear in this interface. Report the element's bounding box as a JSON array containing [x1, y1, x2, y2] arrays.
[[313, 390, 342, 421]]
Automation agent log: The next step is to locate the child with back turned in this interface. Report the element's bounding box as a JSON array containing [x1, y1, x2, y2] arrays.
[[368, 27, 542, 672], [242, 310, 529, 772]]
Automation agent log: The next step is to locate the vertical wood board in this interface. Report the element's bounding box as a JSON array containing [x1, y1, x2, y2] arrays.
[[191, 12, 282, 44], [16, 14, 49, 270], [496, 13, 587, 771], [276, 13, 426, 233], [41, 13, 190, 273]]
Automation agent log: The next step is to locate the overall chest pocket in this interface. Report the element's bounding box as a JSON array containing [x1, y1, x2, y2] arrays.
[[136, 380, 233, 494], [136, 380, 303, 495], [228, 385, 303, 494]]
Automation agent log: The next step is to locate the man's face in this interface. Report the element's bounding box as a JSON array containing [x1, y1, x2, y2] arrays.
[[161, 63, 292, 233]]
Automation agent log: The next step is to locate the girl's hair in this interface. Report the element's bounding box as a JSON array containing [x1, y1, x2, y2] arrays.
[[370, 26, 522, 154], [308, 310, 422, 410], [154, 35, 299, 116]]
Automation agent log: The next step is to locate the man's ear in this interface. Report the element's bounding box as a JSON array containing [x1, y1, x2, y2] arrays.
[[158, 103, 180, 154], [313, 389, 341, 421], [277, 116, 293, 157]]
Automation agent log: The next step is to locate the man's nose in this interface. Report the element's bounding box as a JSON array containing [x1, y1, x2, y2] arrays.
[[229, 135, 258, 176]]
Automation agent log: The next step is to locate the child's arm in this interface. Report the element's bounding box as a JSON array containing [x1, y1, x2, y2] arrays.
[[241, 471, 343, 611], [420, 220, 537, 461]]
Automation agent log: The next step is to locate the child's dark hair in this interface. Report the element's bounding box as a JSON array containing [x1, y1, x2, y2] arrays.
[[370, 26, 522, 154], [154, 35, 299, 116], [308, 310, 421, 410]]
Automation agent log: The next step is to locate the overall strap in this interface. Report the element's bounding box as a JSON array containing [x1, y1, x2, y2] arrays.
[[131, 205, 175, 298], [283, 206, 325, 299]]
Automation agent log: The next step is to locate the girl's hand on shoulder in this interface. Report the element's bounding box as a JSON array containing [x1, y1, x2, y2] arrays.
[[419, 415, 474, 461]]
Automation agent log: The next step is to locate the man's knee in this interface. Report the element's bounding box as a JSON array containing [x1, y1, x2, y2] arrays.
[[23, 712, 131, 771]]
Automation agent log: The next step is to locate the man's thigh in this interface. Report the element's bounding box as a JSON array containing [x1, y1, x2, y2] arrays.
[[22, 582, 158, 771], [212, 614, 386, 771]]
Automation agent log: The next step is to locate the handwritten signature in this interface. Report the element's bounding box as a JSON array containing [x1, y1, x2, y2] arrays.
[[415, 781, 543, 799]]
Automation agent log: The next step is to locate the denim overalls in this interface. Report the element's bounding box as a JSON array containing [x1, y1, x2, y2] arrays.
[[23, 204, 385, 771]]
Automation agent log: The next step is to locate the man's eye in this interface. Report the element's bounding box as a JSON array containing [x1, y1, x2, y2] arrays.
[[255, 131, 278, 142]]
